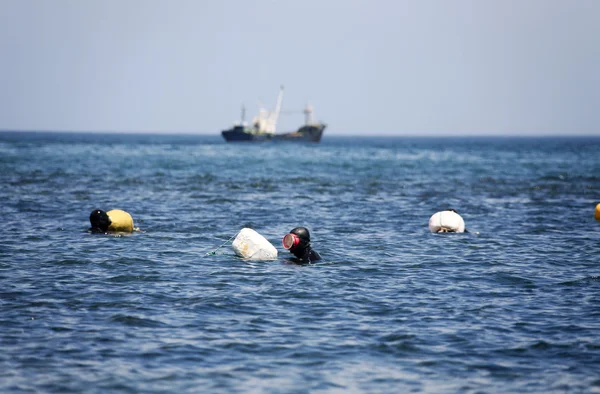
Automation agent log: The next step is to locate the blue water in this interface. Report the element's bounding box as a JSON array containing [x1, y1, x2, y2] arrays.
[[1, 131, 600, 393]]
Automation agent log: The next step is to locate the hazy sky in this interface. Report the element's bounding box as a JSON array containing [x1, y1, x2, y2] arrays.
[[1, 0, 599, 136]]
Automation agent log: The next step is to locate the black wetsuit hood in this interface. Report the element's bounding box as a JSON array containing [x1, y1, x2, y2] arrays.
[[90, 209, 110, 232], [288, 227, 321, 262]]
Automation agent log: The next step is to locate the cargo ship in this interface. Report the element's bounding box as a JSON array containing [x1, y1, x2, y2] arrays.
[[221, 86, 326, 143]]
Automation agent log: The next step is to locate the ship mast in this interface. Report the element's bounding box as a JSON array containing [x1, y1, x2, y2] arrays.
[[304, 104, 314, 125]]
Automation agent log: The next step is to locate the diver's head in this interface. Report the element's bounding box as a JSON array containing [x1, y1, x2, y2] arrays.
[[282, 226, 311, 252], [90, 209, 110, 232]]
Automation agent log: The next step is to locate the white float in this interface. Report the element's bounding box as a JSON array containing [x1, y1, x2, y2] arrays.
[[231, 228, 278, 260], [428, 210, 465, 233]]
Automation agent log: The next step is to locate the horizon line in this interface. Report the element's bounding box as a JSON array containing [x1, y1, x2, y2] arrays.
[[1, 129, 599, 138]]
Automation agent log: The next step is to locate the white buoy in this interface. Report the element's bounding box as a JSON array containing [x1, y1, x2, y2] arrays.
[[429, 210, 465, 233], [231, 228, 278, 260]]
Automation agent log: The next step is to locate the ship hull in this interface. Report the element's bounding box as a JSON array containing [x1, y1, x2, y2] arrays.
[[222, 124, 325, 143], [221, 126, 271, 142]]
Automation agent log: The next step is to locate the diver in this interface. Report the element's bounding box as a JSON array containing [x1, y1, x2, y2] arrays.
[[428, 208, 468, 233], [89, 209, 134, 233], [282, 226, 321, 263]]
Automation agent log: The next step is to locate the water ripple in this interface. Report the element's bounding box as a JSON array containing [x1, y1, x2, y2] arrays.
[[1, 133, 600, 393]]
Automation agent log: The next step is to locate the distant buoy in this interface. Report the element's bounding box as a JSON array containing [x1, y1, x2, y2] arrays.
[[232, 228, 278, 260], [429, 210, 465, 233], [595, 203, 600, 221]]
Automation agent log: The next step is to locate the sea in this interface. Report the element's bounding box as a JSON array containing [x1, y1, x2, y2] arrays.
[[1, 131, 599, 394]]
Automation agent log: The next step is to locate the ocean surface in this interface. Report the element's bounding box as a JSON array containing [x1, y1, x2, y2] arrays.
[[1, 131, 599, 393]]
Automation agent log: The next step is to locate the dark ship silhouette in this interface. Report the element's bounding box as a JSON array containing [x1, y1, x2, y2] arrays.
[[221, 86, 326, 143]]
